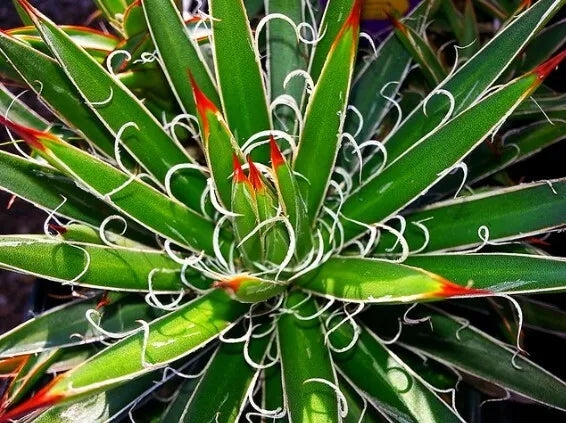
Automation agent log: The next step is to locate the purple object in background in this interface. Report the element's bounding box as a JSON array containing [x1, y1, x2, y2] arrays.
[[319, 0, 419, 37]]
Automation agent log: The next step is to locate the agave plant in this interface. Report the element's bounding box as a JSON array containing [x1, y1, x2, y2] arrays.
[[0, 0, 565, 420]]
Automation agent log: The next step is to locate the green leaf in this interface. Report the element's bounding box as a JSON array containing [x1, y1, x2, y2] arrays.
[[2, 290, 248, 419], [294, 2, 360, 223], [399, 309, 566, 410], [460, 0, 480, 59], [309, 0, 356, 83], [34, 375, 155, 423], [339, 376, 383, 423], [270, 138, 312, 258], [92, 0, 133, 24], [11, 0, 33, 26], [263, 360, 287, 422], [277, 291, 340, 422], [209, 0, 271, 161], [0, 84, 48, 130], [511, 93, 566, 121], [341, 66, 550, 243], [392, 17, 447, 86], [405, 253, 566, 295], [231, 157, 262, 264], [0, 32, 116, 157], [182, 330, 271, 422], [344, 0, 427, 145], [332, 324, 463, 422], [19, 2, 207, 211], [8, 26, 118, 62], [143, 0, 220, 116], [376, 179, 566, 254], [520, 297, 566, 337], [3, 349, 61, 408], [0, 296, 160, 358], [381, 0, 565, 163], [161, 378, 199, 422], [0, 235, 191, 292], [4, 123, 218, 254], [517, 17, 566, 73], [0, 150, 150, 243], [296, 256, 483, 303], [267, 0, 307, 131], [465, 121, 566, 184], [191, 76, 241, 207]]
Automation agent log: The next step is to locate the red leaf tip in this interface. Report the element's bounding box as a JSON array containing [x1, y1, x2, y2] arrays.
[[345, 0, 363, 30], [246, 156, 263, 191], [0, 375, 65, 422], [0, 115, 53, 152], [534, 49, 566, 80], [434, 275, 488, 299], [188, 70, 217, 137], [233, 154, 247, 183], [269, 135, 285, 169]]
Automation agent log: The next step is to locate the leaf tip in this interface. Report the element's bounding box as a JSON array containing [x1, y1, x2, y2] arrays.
[[188, 70, 217, 137], [246, 156, 263, 191], [533, 49, 566, 80], [269, 135, 285, 169], [434, 275, 489, 299], [0, 375, 65, 422], [233, 154, 247, 183], [0, 116, 53, 152]]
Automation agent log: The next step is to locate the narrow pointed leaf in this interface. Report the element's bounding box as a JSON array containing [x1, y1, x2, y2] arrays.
[[182, 332, 271, 422], [511, 93, 566, 121], [270, 138, 312, 258], [231, 157, 262, 263], [381, 0, 565, 163], [161, 378, 199, 422], [465, 121, 566, 184], [296, 256, 486, 303], [333, 324, 463, 422], [191, 76, 241, 206], [0, 84, 47, 130], [277, 291, 340, 422], [309, 0, 356, 82], [0, 151, 152, 241], [33, 372, 157, 423], [341, 61, 558, 243], [267, 0, 306, 131], [1, 121, 218, 253], [376, 179, 566, 253], [3, 350, 61, 409], [344, 0, 427, 144], [263, 362, 287, 422], [143, 0, 220, 115], [1, 290, 247, 419], [0, 32, 116, 156], [0, 235, 190, 292], [0, 296, 160, 357], [294, 1, 361, 222], [8, 26, 118, 62], [19, 1, 206, 210], [399, 310, 566, 410], [392, 17, 447, 86], [405, 253, 566, 295], [517, 17, 566, 72], [209, 0, 271, 160]]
